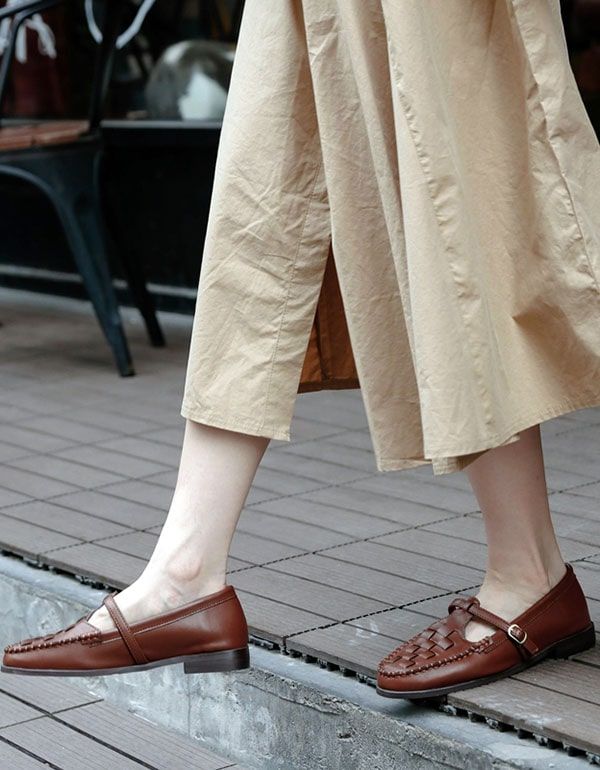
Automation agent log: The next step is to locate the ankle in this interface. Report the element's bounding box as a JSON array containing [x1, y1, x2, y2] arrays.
[[143, 559, 227, 603], [481, 558, 567, 602]]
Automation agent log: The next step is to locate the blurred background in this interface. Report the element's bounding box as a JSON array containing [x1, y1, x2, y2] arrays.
[[0, 0, 598, 316]]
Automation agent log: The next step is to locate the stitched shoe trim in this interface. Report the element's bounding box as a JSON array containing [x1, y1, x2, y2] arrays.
[[378, 637, 491, 677]]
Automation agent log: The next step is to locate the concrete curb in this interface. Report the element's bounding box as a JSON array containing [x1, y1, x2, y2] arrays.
[[0, 555, 591, 770]]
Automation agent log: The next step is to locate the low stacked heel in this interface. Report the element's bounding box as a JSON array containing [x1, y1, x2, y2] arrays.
[[549, 624, 596, 659], [183, 646, 250, 674]]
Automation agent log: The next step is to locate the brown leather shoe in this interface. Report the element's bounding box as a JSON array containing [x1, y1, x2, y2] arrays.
[[377, 562, 595, 699], [2, 584, 250, 677]]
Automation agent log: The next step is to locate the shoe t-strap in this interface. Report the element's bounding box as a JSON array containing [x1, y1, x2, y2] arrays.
[[103, 593, 149, 665], [449, 597, 540, 657]]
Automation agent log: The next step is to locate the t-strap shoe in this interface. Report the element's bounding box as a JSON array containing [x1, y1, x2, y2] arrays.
[[377, 562, 595, 699], [2, 584, 250, 677]]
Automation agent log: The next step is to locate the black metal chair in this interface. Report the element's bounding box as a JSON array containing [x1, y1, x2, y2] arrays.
[[0, 0, 165, 376]]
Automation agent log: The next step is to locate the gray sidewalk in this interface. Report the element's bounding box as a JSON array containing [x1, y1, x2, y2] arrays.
[[0, 287, 599, 763], [0, 669, 244, 769]]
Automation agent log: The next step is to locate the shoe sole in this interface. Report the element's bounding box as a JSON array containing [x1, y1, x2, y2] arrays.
[[375, 623, 596, 700], [0, 646, 250, 677]]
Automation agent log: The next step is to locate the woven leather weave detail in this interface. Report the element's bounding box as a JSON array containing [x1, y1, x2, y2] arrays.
[[378, 599, 491, 676]]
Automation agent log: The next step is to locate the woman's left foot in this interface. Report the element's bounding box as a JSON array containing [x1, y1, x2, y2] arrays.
[[376, 562, 595, 699]]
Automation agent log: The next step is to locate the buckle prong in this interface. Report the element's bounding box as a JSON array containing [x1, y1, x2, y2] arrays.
[[507, 623, 527, 644]]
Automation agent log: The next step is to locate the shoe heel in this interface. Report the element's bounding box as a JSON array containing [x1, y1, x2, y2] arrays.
[[550, 624, 596, 659], [183, 646, 250, 674]]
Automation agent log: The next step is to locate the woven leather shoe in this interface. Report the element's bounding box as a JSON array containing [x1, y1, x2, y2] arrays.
[[377, 562, 595, 699], [2, 584, 250, 677]]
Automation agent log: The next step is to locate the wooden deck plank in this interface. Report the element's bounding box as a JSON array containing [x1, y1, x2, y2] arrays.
[[0, 500, 132, 541], [285, 623, 391, 676], [0, 692, 43, 728], [247, 496, 402, 540], [319, 541, 484, 592], [0, 673, 98, 713], [237, 509, 353, 550], [51, 490, 167, 529], [267, 553, 446, 606], [0, 740, 48, 769], [298, 485, 460, 527], [236, 590, 331, 643], [0, 513, 81, 557], [348, 475, 478, 514], [9, 454, 126, 489], [449, 678, 600, 754], [513, 658, 600, 705], [55, 445, 170, 479], [0, 718, 144, 770], [231, 567, 389, 623], [372, 528, 488, 570], [43, 542, 146, 588], [59, 701, 235, 770]]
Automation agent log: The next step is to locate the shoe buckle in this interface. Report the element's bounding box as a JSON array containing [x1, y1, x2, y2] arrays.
[[507, 623, 527, 644]]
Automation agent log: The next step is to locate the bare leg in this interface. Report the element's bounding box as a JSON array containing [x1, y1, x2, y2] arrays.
[[463, 424, 567, 642], [88, 420, 270, 632]]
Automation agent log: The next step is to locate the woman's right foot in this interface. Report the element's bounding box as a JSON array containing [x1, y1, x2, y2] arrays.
[[2, 584, 250, 677], [86, 568, 227, 633]]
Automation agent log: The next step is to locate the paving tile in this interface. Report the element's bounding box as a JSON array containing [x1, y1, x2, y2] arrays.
[[238, 509, 352, 551], [16, 415, 117, 444], [372, 527, 488, 570], [142, 469, 177, 488], [0, 692, 42, 728], [230, 530, 306, 564], [251, 466, 328, 496], [43, 543, 146, 587], [59, 701, 235, 770], [8, 455, 125, 489], [230, 566, 390, 622], [0, 403, 36, 423], [348, 605, 443, 641], [0, 424, 75, 453], [321, 541, 484, 592], [236, 589, 331, 642], [55, 445, 170, 479], [95, 531, 158, 560], [348, 475, 479, 514], [299, 485, 459, 527], [261, 448, 371, 484], [251, 496, 402, 539], [0, 487, 31, 508], [267, 553, 441, 606], [286, 623, 390, 676], [98, 480, 173, 510], [2, 290, 600, 757], [0, 740, 48, 768], [0, 718, 146, 770], [0, 673, 98, 713], [51, 490, 166, 529], [0, 442, 32, 463], [62, 406, 159, 435], [0, 513, 81, 556], [449, 677, 600, 756], [97, 436, 182, 467], [139, 426, 185, 446], [0, 500, 131, 541], [0, 465, 77, 498]]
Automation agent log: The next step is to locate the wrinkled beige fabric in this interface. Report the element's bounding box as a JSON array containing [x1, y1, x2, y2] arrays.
[[182, 0, 600, 475]]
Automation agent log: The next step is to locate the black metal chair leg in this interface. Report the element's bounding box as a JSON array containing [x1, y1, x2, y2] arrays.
[[0, 149, 135, 376], [96, 152, 165, 348], [57, 164, 134, 376]]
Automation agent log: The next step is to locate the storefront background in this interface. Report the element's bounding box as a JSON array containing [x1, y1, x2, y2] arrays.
[[0, 0, 598, 312]]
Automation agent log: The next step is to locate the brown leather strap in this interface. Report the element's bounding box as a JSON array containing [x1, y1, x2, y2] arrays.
[[103, 594, 149, 665], [449, 597, 540, 657]]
